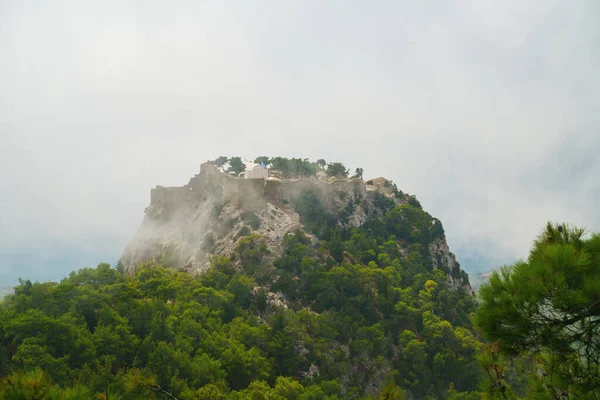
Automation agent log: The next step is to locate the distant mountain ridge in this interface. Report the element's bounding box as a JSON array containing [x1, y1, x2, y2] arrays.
[[470, 266, 503, 292]]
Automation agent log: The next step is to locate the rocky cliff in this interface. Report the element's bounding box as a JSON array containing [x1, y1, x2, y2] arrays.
[[120, 161, 472, 293]]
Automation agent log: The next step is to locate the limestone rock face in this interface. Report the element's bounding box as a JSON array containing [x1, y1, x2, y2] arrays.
[[120, 196, 302, 277], [120, 165, 380, 275], [429, 238, 473, 292], [120, 162, 473, 295]]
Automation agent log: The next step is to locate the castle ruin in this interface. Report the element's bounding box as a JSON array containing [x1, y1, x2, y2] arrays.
[[149, 162, 369, 214]]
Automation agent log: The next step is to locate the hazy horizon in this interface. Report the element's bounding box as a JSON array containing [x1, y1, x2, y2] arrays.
[[1, 1, 599, 285]]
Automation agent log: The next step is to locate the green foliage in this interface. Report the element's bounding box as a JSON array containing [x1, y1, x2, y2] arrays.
[[0, 202, 482, 399], [214, 156, 361, 181], [352, 167, 364, 179], [294, 189, 334, 235], [269, 157, 321, 178], [228, 156, 246, 176], [0, 368, 72, 400], [242, 211, 261, 230], [254, 156, 270, 165], [220, 216, 239, 237], [202, 233, 217, 253], [339, 199, 356, 225], [384, 205, 444, 249], [237, 235, 270, 282], [326, 162, 349, 178], [213, 156, 229, 170], [327, 230, 345, 262], [7, 151, 598, 400], [237, 225, 252, 241], [475, 222, 600, 398], [408, 195, 422, 209], [373, 191, 395, 213], [211, 156, 249, 176], [391, 183, 405, 199]]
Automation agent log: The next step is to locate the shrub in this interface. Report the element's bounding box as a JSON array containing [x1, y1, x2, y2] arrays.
[[238, 226, 251, 238], [373, 192, 395, 212], [408, 195, 422, 209], [213, 200, 227, 218], [202, 234, 217, 253], [295, 190, 334, 236], [326, 162, 349, 178], [242, 212, 261, 230]]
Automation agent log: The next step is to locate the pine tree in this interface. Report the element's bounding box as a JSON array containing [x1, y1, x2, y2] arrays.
[[475, 222, 600, 397]]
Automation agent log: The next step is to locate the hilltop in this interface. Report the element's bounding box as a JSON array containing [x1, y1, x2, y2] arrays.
[[0, 157, 482, 399], [120, 157, 471, 293], [3, 152, 591, 399]]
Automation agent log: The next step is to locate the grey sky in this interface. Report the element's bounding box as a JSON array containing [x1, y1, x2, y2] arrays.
[[1, 0, 599, 285]]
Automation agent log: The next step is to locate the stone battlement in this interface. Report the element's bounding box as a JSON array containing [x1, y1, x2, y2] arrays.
[[150, 163, 368, 214], [150, 163, 267, 212]]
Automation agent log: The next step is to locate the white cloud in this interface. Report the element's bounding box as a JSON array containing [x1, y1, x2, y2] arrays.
[[0, 0, 598, 282]]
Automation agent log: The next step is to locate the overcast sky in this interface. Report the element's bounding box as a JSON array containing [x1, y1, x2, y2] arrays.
[[1, 0, 599, 285]]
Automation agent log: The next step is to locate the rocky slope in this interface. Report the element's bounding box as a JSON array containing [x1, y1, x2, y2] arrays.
[[120, 161, 472, 293], [1, 158, 481, 399]]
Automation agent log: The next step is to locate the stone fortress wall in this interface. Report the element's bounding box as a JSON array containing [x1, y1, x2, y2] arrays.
[[149, 162, 374, 213], [150, 163, 266, 212], [264, 178, 365, 210]]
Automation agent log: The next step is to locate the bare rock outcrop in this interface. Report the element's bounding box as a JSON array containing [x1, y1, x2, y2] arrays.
[[429, 238, 472, 292], [120, 161, 472, 295], [121, 163, 382, 275]]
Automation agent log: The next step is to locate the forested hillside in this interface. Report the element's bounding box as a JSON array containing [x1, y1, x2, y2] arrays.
[[1, 153, 598, 399], [2, 223, 599, 399], [0, 200, 483, 399]]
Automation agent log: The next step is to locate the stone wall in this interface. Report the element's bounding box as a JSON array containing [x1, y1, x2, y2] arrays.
[[264, 178, 365, 213], [151, 163, 267, 212], [149, 164, 365, 214], [150, 186, 192, 209], [365, 177, 394, 195], [238, 178, 266, 211], [264, 179, 317, 207], [190, 163, 240, 200]]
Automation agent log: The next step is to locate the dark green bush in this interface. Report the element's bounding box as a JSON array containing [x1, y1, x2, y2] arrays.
[[295, 190, 334, 236], [237, 225, 251, 238], [242, 212, 261, 230]]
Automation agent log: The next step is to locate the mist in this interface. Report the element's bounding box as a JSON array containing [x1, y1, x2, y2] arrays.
[[1, 0, 599, 285]]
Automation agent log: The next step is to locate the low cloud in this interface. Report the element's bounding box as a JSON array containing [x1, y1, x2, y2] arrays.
[[1, 0, 598, 283]]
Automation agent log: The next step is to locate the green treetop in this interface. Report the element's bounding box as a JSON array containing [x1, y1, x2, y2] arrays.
[[475, 222, 600, 398]]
